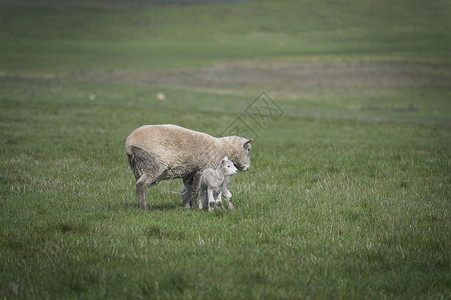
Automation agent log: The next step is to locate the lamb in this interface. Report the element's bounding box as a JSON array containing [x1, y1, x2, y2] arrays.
[[125, 124, 253, 209], [199, 156, 237, 211], [182, 172, 237, 210]]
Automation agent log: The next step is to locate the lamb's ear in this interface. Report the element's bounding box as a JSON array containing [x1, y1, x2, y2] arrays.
[[243, 139, 253, 149]]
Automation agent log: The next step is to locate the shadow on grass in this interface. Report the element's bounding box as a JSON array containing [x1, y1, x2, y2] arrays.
[[124, 201, 181, 211]]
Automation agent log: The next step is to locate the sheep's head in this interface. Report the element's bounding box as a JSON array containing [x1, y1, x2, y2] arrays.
[[228, 137, 253, 172], [220, 156, 238, 176]]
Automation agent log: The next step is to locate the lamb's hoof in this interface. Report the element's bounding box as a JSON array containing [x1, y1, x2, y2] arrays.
[[182, 199, 191, 209], [228, 199, 235, 210], [208, 202, 215, 212], [216, 202, 223, 209], [138, 204, 147, 210]]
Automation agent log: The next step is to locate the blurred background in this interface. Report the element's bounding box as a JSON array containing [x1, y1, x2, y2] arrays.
[[1, 0, 450, 124]]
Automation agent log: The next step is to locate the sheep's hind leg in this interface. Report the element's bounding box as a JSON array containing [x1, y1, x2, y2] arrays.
[[136, 174, 154, 210], [128, 146, 162, 210]]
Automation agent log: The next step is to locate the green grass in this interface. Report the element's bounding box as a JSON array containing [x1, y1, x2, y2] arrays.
[[1, 0, 450, 299], [1, 0, 451, 73]]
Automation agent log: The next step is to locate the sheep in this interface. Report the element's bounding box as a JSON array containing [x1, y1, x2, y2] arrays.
[[126, 124, 253, 209], [199, 156, 237, 211]]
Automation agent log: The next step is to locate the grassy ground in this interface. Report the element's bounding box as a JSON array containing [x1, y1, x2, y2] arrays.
[[1, 0, 450, 299]]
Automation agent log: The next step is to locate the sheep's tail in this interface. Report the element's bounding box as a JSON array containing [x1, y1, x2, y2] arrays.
[[127, 147, 142, 181], [127, 145, 162, 183]]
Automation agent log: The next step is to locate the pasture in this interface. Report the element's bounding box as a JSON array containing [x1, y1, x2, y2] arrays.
[[1, 0, 450, 298]]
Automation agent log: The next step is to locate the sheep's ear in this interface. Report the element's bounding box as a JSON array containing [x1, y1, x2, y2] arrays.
[[224, 156, 228, 160], [243, 139, 253, 149]]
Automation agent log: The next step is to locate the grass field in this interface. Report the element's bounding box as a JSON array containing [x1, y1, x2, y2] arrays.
[[1, 0, 450, 298]]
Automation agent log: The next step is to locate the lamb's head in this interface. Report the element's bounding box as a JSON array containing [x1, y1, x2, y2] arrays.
[[220, 156, 238, 176], [222, 137, 253, 172]]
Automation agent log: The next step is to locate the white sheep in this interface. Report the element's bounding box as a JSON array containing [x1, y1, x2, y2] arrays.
[[126, 124, 252, 209], [199, 156, 237, 211]]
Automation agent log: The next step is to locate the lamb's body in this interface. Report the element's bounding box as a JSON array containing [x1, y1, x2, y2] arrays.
[[199, 157, 237, 211], [125, 124, 252, 209]]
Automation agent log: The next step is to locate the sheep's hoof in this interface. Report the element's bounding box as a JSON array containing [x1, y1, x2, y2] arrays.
[[216, 202, 224, 209], [208, 202, 215, 212]]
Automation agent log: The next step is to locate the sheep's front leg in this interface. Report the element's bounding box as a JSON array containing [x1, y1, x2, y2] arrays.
[[207, 188, 215, 212], [190, 172, 202, 210], [181, 186, 191, 208], [182, 176, 194, 208]]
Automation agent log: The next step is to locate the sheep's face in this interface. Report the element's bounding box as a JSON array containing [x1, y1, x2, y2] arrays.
[[220, 156, 238, 176], [234, 139, 253, 172]]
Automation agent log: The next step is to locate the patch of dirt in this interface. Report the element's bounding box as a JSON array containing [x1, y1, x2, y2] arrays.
[[85, 60, 451, 98], [360, 103, 419, 113], [3, 60, 451, 99]]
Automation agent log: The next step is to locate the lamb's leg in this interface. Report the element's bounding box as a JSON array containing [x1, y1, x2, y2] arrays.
[[190, 171, 202, 210], [215, 191, 224, 209], [198, 189, 207, 210], [207, 188, 215, 212], [222, 188, 234, 210], [221, 176, 234, 210]]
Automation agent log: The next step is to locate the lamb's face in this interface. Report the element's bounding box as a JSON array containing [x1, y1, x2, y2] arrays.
[[220, 157, 238, 176], [233, 139, 253, 172]]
